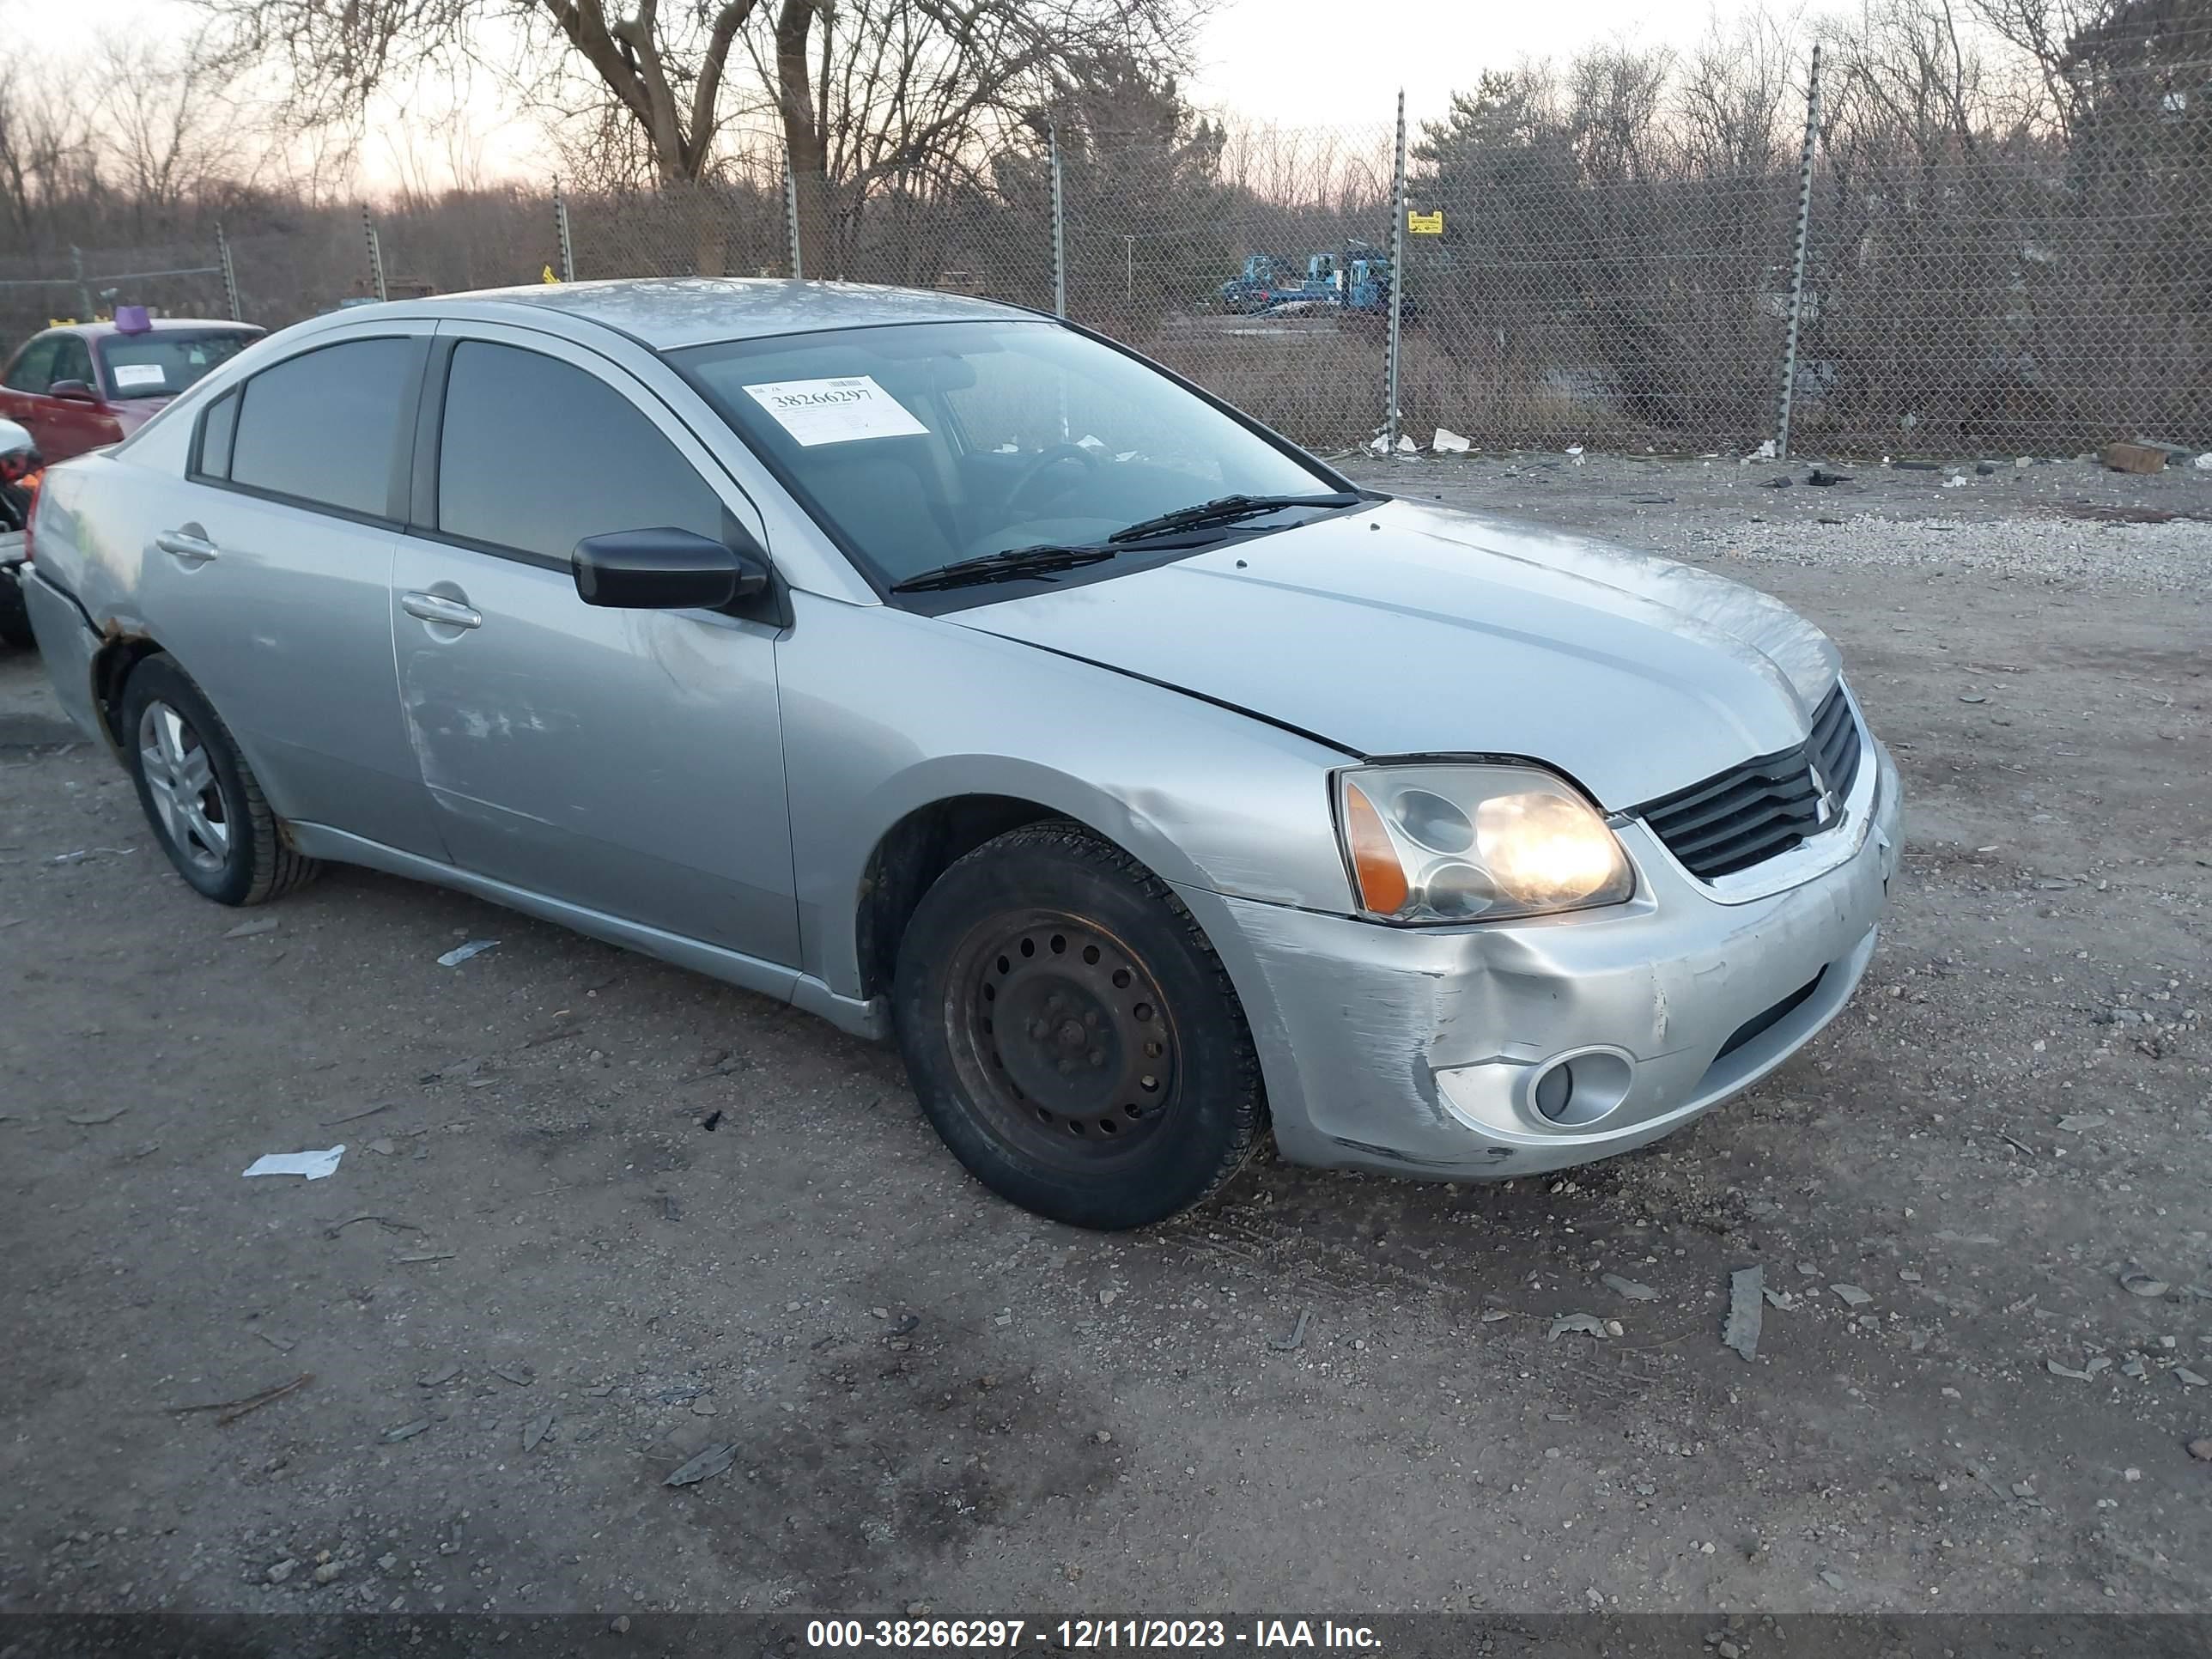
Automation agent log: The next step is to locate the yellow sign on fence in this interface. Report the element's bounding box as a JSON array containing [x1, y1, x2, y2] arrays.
[[1407, 210, 1443, 235]]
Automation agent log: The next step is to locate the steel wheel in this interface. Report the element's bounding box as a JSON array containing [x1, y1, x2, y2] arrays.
[[137, 697, 232, 873], [894, 821, 1264, 1230], [944, 910, 1182, 1166]]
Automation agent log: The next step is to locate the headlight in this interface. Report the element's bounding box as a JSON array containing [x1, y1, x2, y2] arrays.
[[1334, 764, 1633, 923]]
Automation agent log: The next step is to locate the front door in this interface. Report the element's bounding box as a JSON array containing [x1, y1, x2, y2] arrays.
[[0, 333, 115, 462], [390, 324, 798, 964]]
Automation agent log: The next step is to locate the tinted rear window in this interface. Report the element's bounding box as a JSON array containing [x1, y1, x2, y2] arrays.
[[229, 338, 416, 519], [435, 341, 722, 562], [100, 329, 260, 401]]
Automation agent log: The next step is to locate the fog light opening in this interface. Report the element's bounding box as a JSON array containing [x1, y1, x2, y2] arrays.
[[1528, 1050, 1633, 1127], [1533, 1064, 1573, 1121]]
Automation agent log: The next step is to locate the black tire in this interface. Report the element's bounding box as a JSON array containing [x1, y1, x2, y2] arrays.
[[120, 653, 320, 906], [893, 821, 1264, 1230]]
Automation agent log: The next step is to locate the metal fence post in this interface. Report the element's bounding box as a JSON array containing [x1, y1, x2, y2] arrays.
[[1049, 123, 1067, 319], [362, 206, 388, 303], [1385, 90, 1407, 452], [215, 222, 242, 320], [553, 181, 576, 283], [1776, 43, 1823, 460], [70, 246, 92, 322], [782, 149, 804, 281]]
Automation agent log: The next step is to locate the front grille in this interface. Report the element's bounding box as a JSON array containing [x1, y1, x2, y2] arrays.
[[1639, 684, 1862, 878], [1808, 676, 1861, 800]]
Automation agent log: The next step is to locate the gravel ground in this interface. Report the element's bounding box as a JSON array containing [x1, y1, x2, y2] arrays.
[[1, 455, 2208, 1620]]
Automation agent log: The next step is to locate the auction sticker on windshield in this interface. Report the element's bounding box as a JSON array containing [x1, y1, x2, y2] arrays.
[[112, 363, 167, 389], [744, 375, 929, 446]]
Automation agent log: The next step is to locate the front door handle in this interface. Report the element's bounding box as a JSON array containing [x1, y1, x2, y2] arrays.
[[155, 527, 219, 564], [401, 590, 483, 630]]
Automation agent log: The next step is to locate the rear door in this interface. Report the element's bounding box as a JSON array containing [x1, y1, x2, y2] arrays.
[[389, 321, 797, 962], [139, 322, 446, 856]]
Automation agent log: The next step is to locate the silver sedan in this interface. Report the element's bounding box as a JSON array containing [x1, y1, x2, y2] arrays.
[[21, 279, 1900, 1229]]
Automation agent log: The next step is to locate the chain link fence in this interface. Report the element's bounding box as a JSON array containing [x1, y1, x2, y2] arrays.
[[3, 35, 2205, 460]]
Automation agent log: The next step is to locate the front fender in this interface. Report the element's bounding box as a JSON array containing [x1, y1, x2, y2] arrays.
[[776, 594, 1358, 997]]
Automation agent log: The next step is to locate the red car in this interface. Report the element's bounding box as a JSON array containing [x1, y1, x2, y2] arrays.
[[0, 316, 264, 465]]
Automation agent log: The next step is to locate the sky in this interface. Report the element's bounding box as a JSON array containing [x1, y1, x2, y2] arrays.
[[26, 0, 1770, 186], [1188, 0, 1756, 129]]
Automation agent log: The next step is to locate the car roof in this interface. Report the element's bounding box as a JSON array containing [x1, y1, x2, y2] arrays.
[[46, 319, 264, 343], [423, 277, 1040, 351]]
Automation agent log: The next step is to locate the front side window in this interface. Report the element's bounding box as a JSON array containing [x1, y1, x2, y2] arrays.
[[4, 336, 61, 394], [434, 341, 724, 562], [49, 336, 94, 390], [670, 320, 1338, 590], [228, 337, 416, 519], [99, 328, 261, 402]]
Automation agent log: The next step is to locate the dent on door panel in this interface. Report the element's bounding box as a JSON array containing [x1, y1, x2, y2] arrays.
[[392, 547, 800, 963]]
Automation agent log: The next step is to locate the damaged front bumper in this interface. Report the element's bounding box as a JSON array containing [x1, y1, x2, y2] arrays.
[[1179, 733, 1902, 1181]]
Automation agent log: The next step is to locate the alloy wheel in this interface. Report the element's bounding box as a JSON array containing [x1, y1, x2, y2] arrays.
[[137, 698, 232, 873]]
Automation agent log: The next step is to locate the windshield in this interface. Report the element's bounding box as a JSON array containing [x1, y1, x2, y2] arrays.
[[98, 329, 260, 402], [668, 320, 1339, 591]]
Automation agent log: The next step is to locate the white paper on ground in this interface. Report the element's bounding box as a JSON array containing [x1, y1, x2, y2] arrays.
[[112, 362, 167, 389], [743, 375, 928, 447], [1431, 428, 1471, 453], [243, 1145, 345, 1180], [437, 939, 498, 967]]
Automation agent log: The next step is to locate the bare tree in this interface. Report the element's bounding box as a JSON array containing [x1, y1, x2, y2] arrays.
[[1820, 0, 2046, 162], [0, 53, 94, 240], [1563, 44, 1674, 182], [94, 30, 252, 232], [1962, 0, 2130, 134], [194, 0, 1206, 271], [1677, 8, 1802, 176]]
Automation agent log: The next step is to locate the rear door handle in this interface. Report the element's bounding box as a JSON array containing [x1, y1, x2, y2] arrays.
[[155, 528, 218, 564], [401, 590, 483, 630]]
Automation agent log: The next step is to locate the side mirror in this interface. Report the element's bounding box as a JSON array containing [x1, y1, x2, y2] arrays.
[[48, 379, 98, 404], [572, 526, 771, 611]]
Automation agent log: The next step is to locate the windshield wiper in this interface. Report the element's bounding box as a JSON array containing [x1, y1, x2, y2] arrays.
[[1107, 491, 1366, 545], [890, 544, 1117, 593]]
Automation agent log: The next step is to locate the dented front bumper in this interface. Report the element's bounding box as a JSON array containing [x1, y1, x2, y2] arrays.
[[1178, 738, 1902, 1181]]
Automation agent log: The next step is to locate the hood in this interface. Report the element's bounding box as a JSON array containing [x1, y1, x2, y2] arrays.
[[950, 498, 1840, 810]]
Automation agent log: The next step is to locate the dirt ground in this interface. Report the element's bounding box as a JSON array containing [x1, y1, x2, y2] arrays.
[[1, 453, 2207, 1621]]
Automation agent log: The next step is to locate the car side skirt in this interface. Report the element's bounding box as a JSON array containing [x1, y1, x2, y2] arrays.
[[284, 823, 890, 1042]]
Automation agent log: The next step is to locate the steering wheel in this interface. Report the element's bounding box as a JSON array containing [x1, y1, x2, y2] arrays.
[[1007, 441, 1103, 509]]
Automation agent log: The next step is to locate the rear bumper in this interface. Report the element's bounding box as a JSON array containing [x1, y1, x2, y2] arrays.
[[22, 567, 107, 743], [1178, 734, 1903, 1181]]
